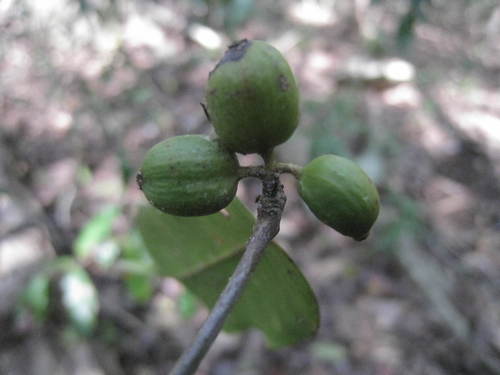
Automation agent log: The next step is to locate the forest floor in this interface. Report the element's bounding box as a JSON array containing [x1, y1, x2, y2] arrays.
[[1, 1, 500, 374]]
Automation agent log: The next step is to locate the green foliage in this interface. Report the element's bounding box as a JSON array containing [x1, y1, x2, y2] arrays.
[[311, 341, 347, 365], [397, 8, 417, 48], [21, 273, 50, 322], [396, 0, 431, 49], [120, 230, 155, 303], [20, 257, 99, 335], [178, 290, 199, 320], [137, 199, 319, 347], [73, 205, 120, 260], [21, 211, 155, 331], [224, 0, 255, 31], [60, 264, 99, 335], [191, 0, 255, 33], [124, 274, 154, 304], [305, 91, 367, 160], [376, 192, 425, 253]]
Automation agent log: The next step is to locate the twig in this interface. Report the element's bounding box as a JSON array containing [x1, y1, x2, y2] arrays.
[[238, 163, 302, 180], [170, 172, 286, 375], [272, 162, 302, 179], [238, 166, 266, 179]]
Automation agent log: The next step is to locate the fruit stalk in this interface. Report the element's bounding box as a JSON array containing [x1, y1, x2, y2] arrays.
[[170, 172, 286, 375], [272, 162, 302, 179], [237, 163, 302, 179]]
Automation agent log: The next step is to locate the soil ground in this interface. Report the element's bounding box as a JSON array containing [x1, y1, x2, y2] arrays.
[[1, 1, 500, 374]]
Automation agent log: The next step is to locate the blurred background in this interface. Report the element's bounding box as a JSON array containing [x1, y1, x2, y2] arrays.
[[1, 0, 500, 374]]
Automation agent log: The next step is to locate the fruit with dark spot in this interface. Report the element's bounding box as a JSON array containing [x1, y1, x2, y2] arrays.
[[298, 155, 380, 241], [138, 135, 239, 216], [206, 39, 299, 154]]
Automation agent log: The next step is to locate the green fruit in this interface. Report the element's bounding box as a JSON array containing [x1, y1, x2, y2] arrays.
[[298, 155, 380, 241], [206, 39, 299, 154], [137, 135, 239, 216]]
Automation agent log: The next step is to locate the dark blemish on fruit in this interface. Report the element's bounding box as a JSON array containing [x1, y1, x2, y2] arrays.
[[136, 171, 144, 190], [209, 39, 252, 76], [278, 74, 289, 91]]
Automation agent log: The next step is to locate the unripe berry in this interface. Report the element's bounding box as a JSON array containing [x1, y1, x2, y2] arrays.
[[206, 39, 299, 155], [137, 135, 239, 216], [299, 155, 380, 241]]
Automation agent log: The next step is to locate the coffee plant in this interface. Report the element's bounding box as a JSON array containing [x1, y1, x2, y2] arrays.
[[137, 39, 380, 375]]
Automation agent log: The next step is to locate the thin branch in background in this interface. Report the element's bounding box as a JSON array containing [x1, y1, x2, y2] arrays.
[[170, 172, 286, 375]]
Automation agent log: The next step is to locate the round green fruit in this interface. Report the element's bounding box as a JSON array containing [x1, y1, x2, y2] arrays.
[[206, 39, 299, 154], [298, 155, 380, 241], [137, 135, 239, 216]]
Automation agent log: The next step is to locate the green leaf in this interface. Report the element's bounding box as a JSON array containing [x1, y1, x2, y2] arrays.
[[117, 148, 135, 182], [120, 229, 156, 302], [74, 205, 120, 260], [396, 10, 417, 48], [22, 273, 50, 321], [396, 0, 430, 49], [310, 135, 350, 160], [120, 229, 153, 266], [224, 0, 254, 30], [178, 290, 199, 320], [375, 192, 425, 253], [311, 341, 347, 364], [125, 274, 154, 303], [94, 240, 121, 269], [138, 200, 254, 279], [137, 199, 319, 347], [60, 266, 99, 335]]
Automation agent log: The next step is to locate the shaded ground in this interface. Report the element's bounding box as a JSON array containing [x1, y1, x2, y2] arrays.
[[1, 0, 500, 374]]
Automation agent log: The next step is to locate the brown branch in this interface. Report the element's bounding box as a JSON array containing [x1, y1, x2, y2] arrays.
[[170, 172, 286, 375]]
